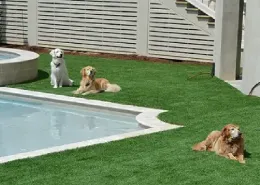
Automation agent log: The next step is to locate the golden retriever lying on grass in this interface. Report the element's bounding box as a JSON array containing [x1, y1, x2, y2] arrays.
[[192, 124, 245, 164], [73, 66, 121, 95]]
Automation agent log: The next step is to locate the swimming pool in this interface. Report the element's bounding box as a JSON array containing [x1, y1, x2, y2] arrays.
[[0, 88, 182, 163], [0, 94, 143, 158], [0, 51, 19, 61]]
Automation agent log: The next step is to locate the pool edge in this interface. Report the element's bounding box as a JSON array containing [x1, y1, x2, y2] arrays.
[[0, 87, 183, 164]]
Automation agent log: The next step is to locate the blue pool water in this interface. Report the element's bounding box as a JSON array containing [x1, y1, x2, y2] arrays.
[[0, 51, 19, 61], [0, 95, 143, 157]]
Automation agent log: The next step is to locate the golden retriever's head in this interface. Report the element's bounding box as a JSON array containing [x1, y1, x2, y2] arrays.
[[80, 66, 96, 79], [221, 124, 242, 141]]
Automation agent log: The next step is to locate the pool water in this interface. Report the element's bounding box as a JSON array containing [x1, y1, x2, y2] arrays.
[[0, 95, 143, 157], [0, 51, 19, 61]]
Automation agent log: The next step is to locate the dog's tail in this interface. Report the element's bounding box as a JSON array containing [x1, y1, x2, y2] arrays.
[[192, 141, 207, 151], [105, 83, 121, 93]]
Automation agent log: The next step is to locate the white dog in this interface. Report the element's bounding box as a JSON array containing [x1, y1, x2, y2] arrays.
[[50, 48, 73, 88]]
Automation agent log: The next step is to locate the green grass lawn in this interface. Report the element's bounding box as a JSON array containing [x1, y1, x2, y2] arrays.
[[1, 53, 260, 185]]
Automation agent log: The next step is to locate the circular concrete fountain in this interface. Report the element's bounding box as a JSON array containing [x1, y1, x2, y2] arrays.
[[0, 48, 39, 85]]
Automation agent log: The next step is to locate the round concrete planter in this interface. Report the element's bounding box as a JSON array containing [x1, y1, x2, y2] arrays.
[[0, 48, 39, 85]]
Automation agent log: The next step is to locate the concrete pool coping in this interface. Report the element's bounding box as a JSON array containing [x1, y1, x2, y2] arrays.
[[0, 87, 183, 164], [0, 48, 39, 64]]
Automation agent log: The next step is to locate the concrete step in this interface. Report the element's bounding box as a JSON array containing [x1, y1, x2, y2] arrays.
[[176, 0, 188, 6]]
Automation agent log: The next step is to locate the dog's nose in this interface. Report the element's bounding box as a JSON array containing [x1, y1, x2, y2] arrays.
[[239, 132, 242, 136]]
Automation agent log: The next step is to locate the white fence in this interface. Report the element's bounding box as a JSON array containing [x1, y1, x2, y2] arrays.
[[0, 0, 214, 62], [0, 0, 28, 44]]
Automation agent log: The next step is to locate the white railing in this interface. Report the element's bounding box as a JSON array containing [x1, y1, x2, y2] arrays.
[[184, 0, 245, 49], [185, 0, 216, 18], [200, 0, 216, 10], [185, 0, 246, 20]]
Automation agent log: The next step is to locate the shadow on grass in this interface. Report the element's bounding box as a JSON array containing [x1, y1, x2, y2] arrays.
[[36, 69, 49, 81], [245, 150, 252, 159], [18, 70, 79, 88], [187, 73, 214, 81], [11, 69, 50, 85]]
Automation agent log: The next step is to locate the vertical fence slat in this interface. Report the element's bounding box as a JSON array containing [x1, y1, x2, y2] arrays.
[[136, 0, 149, 56], [28, 0, 38, 46]]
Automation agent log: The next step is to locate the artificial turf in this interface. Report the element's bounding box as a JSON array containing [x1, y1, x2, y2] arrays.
[[1, 53, 260, 185]]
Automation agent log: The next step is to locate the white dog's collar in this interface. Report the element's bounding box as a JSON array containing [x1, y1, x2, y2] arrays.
[[55, 63, 61, 68], [53, 62, 61, 68]]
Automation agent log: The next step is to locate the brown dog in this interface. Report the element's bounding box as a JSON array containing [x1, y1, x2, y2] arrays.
[[73, 66, 121, 95], [192, 124, 245, 164]]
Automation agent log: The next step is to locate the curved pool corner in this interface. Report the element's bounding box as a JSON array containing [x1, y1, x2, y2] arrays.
[[0, 48, 39, 85]]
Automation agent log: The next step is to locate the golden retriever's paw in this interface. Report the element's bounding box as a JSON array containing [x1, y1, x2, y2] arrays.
[[227, 153, 238, 161], [82, 92, 90, 95], [239, 160, 246, 164], [72, 90, 80, 95]]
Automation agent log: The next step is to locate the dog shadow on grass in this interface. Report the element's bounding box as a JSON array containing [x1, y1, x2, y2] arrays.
[[36, 69, 50, 81], [15, 70, 79, 87], [5, 69, 50, 86], [8, 70, 80, 89], [19, 69, 50, 84], [244, 150, 252, 159]]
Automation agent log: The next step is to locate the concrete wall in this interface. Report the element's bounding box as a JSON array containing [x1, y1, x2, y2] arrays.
[[214, 0, 244, 81], [241, 0, 260, 95]]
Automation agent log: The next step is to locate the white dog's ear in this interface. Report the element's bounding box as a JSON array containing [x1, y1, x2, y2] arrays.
[[49, 49, 55, 57]]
